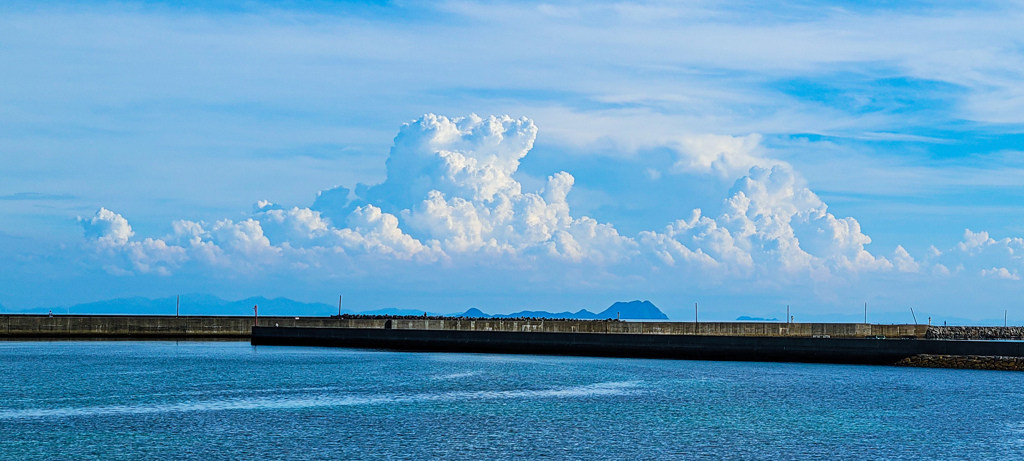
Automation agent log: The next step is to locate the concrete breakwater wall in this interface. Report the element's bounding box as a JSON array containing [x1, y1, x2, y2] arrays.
[[8, 314, 1021, 370], [926, 326, 1024, 340], [896, 354, 1024, 371], [0, 315, 342, 338], [251, 326, 1024, 366], [313, 317, 927, 338], [0, 314, 928, 339]]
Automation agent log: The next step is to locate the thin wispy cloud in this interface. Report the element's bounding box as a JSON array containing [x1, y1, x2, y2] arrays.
[[0, 193, 75, 201]]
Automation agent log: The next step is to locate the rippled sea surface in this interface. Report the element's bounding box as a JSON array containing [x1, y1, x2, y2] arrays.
[[2, 341, 1023, 460]]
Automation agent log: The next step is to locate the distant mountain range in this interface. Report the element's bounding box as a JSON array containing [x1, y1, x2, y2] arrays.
[[0, 295, 670, 320], [460, 300, 668, 320], [5, 294, 341, 317]]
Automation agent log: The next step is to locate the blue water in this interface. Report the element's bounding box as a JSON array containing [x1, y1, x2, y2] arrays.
[[1, 341, 1023, 460]]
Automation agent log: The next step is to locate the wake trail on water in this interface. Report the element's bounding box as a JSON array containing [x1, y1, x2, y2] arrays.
[[0, 381, 643, 420]]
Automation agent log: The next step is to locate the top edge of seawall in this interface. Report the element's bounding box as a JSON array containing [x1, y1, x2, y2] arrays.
[[0, 313, 925, 325]]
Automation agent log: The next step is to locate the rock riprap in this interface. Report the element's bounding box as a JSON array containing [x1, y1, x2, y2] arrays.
[[896, 354, 1024, 371], [926, 326, 1024, 340]]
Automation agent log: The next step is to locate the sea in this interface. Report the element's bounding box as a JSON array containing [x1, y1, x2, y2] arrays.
[[1, 341, 1022, 460]]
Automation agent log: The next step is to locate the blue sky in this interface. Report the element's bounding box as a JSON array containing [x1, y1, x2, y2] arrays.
[[3, 0, 1024, 321]]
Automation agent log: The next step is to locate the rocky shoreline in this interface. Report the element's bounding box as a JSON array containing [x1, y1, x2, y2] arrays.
[[895, 354, 1024, 371]]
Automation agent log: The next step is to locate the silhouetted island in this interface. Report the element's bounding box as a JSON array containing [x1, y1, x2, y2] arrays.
[[454, 300, 669, 320]]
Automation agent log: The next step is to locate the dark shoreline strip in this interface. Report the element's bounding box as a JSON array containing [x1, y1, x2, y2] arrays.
[[896, 354, 1024, 371]]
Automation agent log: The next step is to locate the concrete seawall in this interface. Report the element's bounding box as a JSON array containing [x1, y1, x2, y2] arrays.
[[251, 326, 1024, 366], [336, 318, 927, 338], [0, 315, 344, 338], [6, 314, 1021, 370], [0, 315, 928, 339]]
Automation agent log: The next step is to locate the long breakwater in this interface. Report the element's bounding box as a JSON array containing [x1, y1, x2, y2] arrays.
[[0, 314, 927, 339], [250, 324, 1024, 370], [6, 314, 1024, 371]]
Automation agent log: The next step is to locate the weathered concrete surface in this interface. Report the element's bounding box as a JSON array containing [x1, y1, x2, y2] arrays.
[[312, 318, 925, 338], [0, 315, 344, 338], [927, 326, 1024, 340], [896, 354, 1024, 371], [414, 319, 921, 338], [0, 315, 928, 339], [251, 326, 1024, 366]]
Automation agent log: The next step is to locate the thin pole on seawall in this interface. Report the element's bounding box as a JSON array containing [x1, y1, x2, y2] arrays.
[[910, 307, 918, 325], [176, 295, 179, 317], [339, 295, 343, 317], [787, 305, 790, 324], [864, 302, 867, 324], [254, 304, 258, 327], [695, 302, 698, 334]]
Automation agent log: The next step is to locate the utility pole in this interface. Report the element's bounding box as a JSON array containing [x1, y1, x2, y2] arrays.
[[253, 304, 258, 327], [338, 295, 343, 317], [176, 295, 179, 317], [864, 302, 867, 324], [694, 302, 698, 334]]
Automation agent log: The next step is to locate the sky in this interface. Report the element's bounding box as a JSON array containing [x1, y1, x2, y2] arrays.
[[2, 0, 1024, 322]]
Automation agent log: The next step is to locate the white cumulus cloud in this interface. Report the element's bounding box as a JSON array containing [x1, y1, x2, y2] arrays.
[[893, 245, 920, 273], [981, 267, 1021, 281], [670, 133, 778, 179], [79, 208, 185, 275], [80, 114, 907, 287], [639, 164, 891, 280], [922, 229, 1024, 282], [80, 207, 134, 247]]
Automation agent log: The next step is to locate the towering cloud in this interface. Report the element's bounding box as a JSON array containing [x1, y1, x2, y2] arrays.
[[80, 207, 185, 275], [639, 164, 891, 281], [80, 207, 134, 247], [85, 114, 1012, 291]]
